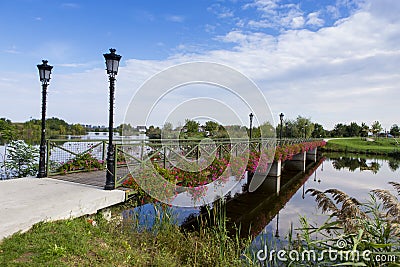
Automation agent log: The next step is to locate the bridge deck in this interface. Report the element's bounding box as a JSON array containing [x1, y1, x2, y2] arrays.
[[50, 167, 129, 188]]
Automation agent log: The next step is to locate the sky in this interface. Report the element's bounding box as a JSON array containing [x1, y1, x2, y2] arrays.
[[0, 0, 399, 130]]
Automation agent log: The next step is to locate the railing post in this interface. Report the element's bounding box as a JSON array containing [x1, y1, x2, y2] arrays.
[[163, 146, 167, 169], [102, 141, 107, 169], [113, 144, 118, 188], [46, 139, 50, 176]]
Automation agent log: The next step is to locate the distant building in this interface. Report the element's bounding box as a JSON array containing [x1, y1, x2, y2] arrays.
[[137, 126, 147, 133]]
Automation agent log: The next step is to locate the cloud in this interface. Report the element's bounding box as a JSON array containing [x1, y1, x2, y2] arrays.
[[1, 0, 398, 130], [165, 15, 185, 23], [3, 45, 20, 54], [207, 3, 234, 19], [306, 12, 325, 27], [61, 3, 80, 9]]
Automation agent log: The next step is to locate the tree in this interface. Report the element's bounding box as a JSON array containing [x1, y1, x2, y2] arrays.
[[185, 119, 200, 134], [360, 122, 369, 137], [311, 123, 326, 138], [3, 140, 39, 178], [390, 124, 399, 137], [332, 123, 347, 137], [346, 122, 361, 137], [204, 121, 219, 136], [161, 122, 177, 139], [0, 118, 16, 144], [371, 121, 382, 137], [146, 125, 161, 139]]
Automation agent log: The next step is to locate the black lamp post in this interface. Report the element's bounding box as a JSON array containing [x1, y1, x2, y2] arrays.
[[104, 48, 121, 190], [37, 60, 53, 178], [303, 123, 307, 139], [249, 113, 254, 139], [279, 113, 284, 144], [275, 212, 280, 238]]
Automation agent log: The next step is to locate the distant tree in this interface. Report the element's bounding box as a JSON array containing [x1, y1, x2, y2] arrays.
[[360, 122, 370, 137], [204, 121, 219, 136], [311, 123, 326, 138], [146, 125, 161, 139], [346, 122, 361, 137], [118, 123, 138, 136], [0, 118, 16, 144], [70, 124, 86, 135], [390, 124, 399, 137], [371, 121, 383, 137], [161, 122, 177, 139], [332, 123, 346, 137], [185, 119, 200, 134]]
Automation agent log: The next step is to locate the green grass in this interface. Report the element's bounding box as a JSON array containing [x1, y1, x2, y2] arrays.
[[324, 137, 400, 155], [0, 205, 252, 267]]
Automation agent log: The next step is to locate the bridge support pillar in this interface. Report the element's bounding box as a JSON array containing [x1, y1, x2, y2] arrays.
[[285, 151, 306, 172], [264, 175, 281, 194], [306, 148, 317, 162], [268, 160, 281, 177]]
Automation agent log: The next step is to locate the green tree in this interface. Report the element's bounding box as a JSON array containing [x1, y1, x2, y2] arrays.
[[311, 123, 326, 138], [360, 122, 370, 137], [185, 119, 200, 134], [390, 124, 399, 137], [204, 121, 219, 136], [161, 122, 177, 139], [0, 118, 16, 144], [371, 121, 382, 137], [332, 123, 346, 137], [146, 125, 161, 139], [3, 140, 39, 178], [346, 122, 361, 137]]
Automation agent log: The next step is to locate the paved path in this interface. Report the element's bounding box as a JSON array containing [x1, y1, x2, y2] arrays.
[[0, 177, 125, 241]]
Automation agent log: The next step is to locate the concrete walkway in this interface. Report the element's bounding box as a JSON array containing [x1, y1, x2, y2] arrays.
[[0, 177, 125, 241]]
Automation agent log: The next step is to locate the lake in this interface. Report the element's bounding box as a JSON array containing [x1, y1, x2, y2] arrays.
[[125, 153, 400, 247]]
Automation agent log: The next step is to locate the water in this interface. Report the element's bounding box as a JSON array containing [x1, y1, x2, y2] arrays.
[[252, 154, 400, 248], [123, 153, 400, 245]]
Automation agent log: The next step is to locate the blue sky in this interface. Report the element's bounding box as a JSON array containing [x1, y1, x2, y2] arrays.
[[1, 0, 399, 130]]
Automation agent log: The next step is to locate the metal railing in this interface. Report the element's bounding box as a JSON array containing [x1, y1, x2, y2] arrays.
[[45, 137, 316, 188], [46, 139, 107, 175]]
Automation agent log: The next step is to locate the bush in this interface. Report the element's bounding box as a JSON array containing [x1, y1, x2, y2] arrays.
[[2, 140, 39, 178]]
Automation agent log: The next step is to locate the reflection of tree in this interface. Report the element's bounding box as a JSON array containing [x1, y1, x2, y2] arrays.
[[360, 162, 380, 174], [332, 157, 381, 173], [388, 159, 400, 171]]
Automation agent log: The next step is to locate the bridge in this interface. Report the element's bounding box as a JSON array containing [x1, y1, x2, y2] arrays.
[[46, 138, 324, 195], [0, 137, 325, 240]]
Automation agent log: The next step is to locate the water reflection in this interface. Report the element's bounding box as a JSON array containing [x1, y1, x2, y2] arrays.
[[122, 153, 400, 250], [331, 156, 381, 173]]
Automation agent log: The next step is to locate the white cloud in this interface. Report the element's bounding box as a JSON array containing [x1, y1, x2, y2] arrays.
[[1, 0, 399, 130], [306, 12, 325, 27], [207, 4, 234, 19], [165, 15, 185, 23]]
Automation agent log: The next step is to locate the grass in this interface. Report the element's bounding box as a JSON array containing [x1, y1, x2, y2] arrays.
[[0, 202, 253, 267], [324, 137, 400, 156]]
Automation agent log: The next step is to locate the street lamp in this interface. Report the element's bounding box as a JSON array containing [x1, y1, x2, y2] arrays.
[[37, 60, 53, 178], [249, 113, 254, 139], [304, 123, 308, 139], [104, 48, 122, 190], [279, 113, 284, 144]]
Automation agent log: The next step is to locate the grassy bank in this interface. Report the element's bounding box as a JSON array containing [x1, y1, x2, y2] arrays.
[[323, 137, 400, 156], [0, 204, 253, 267]]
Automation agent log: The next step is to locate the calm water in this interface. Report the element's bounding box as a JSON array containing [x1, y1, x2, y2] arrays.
[[252, 153, 400, 249], [126, 153, 400, 244]]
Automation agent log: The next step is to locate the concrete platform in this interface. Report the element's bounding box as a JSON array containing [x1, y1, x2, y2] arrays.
[[0, 178, 125, 241]]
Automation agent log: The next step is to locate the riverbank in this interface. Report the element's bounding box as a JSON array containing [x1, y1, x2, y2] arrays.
[[0, 202, 252, 266], [322, 137, 400, 158]]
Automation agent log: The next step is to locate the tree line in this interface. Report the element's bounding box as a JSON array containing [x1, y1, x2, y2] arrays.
[[1, 116, 399, 145]]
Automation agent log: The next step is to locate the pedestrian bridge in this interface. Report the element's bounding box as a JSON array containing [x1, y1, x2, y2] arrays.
[[46, 138, 325, 199]]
